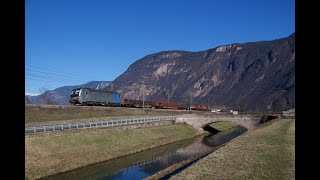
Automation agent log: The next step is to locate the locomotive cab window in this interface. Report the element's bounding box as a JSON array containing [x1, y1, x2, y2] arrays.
[[71, 90, 80, 97]]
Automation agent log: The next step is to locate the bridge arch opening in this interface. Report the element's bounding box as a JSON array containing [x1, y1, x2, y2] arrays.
[[201, 121, 237, 134], [202, 125, 220, 134], [259, 115, 278, 124], [200, 116, 278, 134]]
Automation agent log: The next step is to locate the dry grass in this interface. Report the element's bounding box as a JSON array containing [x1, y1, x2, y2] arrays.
[[209, 121, 237, 131], [25, 104, 210, 125], [25, 124, 198, 179], [170, 118, 295, 180]]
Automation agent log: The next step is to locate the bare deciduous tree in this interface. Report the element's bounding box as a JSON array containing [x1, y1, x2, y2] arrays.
[[39, 87, 57, 105], [25, 95, 32, 104]]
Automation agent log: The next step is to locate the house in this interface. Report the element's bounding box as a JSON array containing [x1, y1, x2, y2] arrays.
[[211, 109, 221, 113], [282, 108, 295, 117], [229, 110, 238, 114]]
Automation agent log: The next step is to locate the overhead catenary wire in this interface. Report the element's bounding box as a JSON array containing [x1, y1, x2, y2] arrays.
[[26, 64, 111, 93], [26, 65, 108, 81], [26, 73, 92, 83], [25, 72, 93, 83]]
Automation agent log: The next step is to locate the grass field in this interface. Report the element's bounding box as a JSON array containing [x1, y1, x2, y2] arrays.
[[209, 121, 237, 131], [25, 104, 210, 125], [25, 124, 198, 179], [170, 118, 295, 180]]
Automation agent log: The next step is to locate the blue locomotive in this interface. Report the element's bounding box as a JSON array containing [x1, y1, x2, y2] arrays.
[[69, 88, 124, 106]]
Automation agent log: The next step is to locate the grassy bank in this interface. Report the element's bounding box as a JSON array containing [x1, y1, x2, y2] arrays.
[[208, 121, 237, 131], [45, 138, 197, 180], [25, 124, 198, 179], [25, 104, 198, 124], [170, 119, 295, 180]]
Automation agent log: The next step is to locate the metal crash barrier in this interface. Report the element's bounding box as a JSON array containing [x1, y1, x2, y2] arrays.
[[25, 116, 176, 134]]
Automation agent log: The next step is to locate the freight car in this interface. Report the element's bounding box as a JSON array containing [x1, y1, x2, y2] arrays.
[[69, 88, 124, 106], [123, 99, 155, 108], [123, 99, 182, 109], [191, 103, 210, 111]]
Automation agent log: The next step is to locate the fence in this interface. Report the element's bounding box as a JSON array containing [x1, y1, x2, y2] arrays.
[[25, 116, 176, 134]]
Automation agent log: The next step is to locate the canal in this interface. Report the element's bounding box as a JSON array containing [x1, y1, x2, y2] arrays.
[[44, 125, 247, 180]]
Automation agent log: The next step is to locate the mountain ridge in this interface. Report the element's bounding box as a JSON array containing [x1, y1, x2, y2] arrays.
[[111, 33, 295, 111]]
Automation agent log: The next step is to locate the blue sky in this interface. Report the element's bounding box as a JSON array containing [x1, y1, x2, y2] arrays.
[[25, 0, 295, 95]]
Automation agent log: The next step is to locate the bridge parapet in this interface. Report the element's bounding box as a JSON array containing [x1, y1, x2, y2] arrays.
[[175, 114, 264, 134]]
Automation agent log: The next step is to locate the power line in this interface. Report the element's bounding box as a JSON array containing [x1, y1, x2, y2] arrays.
[[26, 69, 76, 79], [25, 68, 103, 82], [25, 72, 92, 83], [26, 75, 87, 85], [26, 64, 109, 80], [25, 77, 76, 85], [25, 64, 112, 92]]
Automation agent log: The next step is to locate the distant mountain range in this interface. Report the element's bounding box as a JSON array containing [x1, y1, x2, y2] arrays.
[[26, 81, 111, 105], [26, 33, 295, 111]]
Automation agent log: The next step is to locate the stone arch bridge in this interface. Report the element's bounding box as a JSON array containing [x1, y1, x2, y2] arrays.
[[175, 114, 278, 134]]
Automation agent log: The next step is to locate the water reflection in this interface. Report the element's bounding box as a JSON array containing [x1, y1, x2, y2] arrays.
[[44, 126, 247, 180]]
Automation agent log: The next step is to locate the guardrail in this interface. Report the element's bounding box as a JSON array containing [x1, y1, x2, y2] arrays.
[[25, 116, 176, 134]]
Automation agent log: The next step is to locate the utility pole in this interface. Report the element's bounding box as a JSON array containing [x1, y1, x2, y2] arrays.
[[142, 82, 145, 111], [189, 93, 193, 113], [293, 97, 295, 108]]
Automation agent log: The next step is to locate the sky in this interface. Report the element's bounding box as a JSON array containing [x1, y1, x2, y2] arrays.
[[25, 0, 295, 95]]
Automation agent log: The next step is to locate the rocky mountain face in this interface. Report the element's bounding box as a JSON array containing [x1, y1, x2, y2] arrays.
[[28, 81, 111, 105], [112, 33, 295, 112]]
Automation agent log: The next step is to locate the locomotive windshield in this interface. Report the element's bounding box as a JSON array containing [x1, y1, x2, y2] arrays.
[[71, 89, 80, 97]]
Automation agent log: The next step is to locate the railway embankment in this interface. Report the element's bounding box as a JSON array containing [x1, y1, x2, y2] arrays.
[[25, 104, 204, 125]]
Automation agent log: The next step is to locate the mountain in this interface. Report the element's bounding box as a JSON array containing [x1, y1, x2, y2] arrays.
[[111, 33, 295, 112], [28, 81, 111, 105]]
